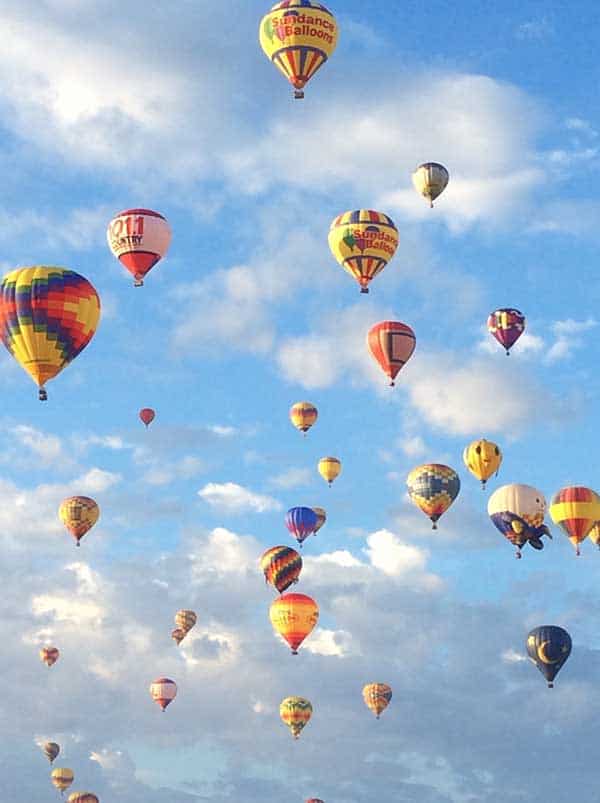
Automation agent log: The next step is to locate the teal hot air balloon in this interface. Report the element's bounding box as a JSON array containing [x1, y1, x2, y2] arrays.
[[526, 626, 571, 688]]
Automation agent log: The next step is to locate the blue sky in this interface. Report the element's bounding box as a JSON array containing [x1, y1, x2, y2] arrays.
[[2, 1, 600, 801]]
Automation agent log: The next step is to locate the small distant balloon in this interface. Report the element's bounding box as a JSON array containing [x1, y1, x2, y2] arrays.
[[40, 647, 60, 667], [290, 401, 318, 435], [328, 210, 399, 293], [174, 610, 197, 633], [367, 321, 416, 386], [107, 209, 171, 286], [270, 592, 318, 654], [280, 696, 312, 738], [312, 507, 326, 534], [407, 464, 460, 528], [139, 408, 155, 428], [526, 625, 571, 688], [362, 683, 392, 719], [42, 742, 60, 764], [259, 1, 339, 99], [462, 439, 502, 489], [51, 768, 74, 794], [487, 308, 526, 355], [412, 162, 449, 207], [318, 456, 341, 486], [58, 497, 99, 547], [149, 677, 177, 711], [67, 794, 99, 803], [260, 545, 303, 594]]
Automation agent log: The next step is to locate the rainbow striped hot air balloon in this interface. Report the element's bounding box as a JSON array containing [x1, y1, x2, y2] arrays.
[[280, 696, 312, 738], [329, 210, 399, 293], [270, 592, 318, 654], [549, 486, 600, 556], [259, 1, 339, 99], [260, 545, 303, 594], [0, 267, 100, 400]]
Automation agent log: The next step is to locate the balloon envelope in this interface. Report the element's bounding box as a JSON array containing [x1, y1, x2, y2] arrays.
[[312, 507, 326, 534], [139, 408, 155, 427], [58, 496, 99, 546], [40, 647, 60, 667], [149, 677, 177, 711], [289, 401, 318, 434], [526, 625, 571, 687], [362, 683, 392, 718], [412, 162, 449, 207], [174, 610, 197, 633], [487, 308, 525, 354], [42, 742, 60, 764], [328, 210, 398, 293], [549, 486, 600, 555], [270, 592, 318, 654], [280, 696, 312, 738], [488, 483, 550, 557], [367, 321, 416, 385], [318, 456, 341, 486], [259, 1, 338, 98], [406, 464, 460, 528], [51, 768, 74, 793], [67, 794, 99, 803], [285, 506, 318, 545], [171, 628, 186, 646], [462, 439, 502, 488], [0, 267, 100, 400], [260, 545, 303, 594], [107, 209, 171, 286]]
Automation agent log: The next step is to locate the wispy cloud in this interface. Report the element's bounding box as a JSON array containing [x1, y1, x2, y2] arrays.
[[197, 482, 282, 514]]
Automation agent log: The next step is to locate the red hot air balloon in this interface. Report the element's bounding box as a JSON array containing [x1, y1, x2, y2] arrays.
[[139, 408, 155, 428], [107, 209, 171, 286], [367, 321, 416, 386], [487, 308, 525, 355]]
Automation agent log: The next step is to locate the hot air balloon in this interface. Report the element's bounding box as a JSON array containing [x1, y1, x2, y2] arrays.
[[58, 497, 99, 547], [406, 464, 460, 529], [67, 795, 99, 803], [51, 767, 74, 795], [270, 592, 319, 654], [328, 211, 399, 293], [42, 742, 60, 764], [487, 484, 551, 558], [589, 522, 600, 549], [149, 677, 177, 711], [412, 162, 449, 207], [260, 545, 303, 593], [487, 308, 526, 355], [312, 507, 326, 534], [280, 696, 312, 738], [107, 209, 171, 286], [259, 1, 338, 99], [549, 486, 600, 556], [40, 647, 60, 667], [289, 401, 318, 435], [362, 683, 392, 719], [171, 628, 186, 646], [139, 408, 155, 428], [285, 506, 318, 546], [306, 799, 325, 803], [318, 456, 341, 486], [0, 267, 100, 400], [174, 610, 197, 633], [462, 439, 502, 489], [526, 626, 571, 688], [367, 321, 416, 386]]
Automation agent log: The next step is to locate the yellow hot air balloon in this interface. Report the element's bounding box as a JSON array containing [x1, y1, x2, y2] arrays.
[[0, 267, 100, 400], [549, 487, 600, 556], [318, 456, 341, 486], [174, 610, 197, 633], [270, 593, 319, 654], [290, 401, 318, 435], [462, 439, 502, 489], [67, 795, 99, 803], [362, 683, 392, 719], [259, 1, 339, 99], [328, 210, 399, 293], [51, 767, 74, 794], [280, 696, 313, 738], [412, 162, 449, 207], [58, 497, 99, 546]]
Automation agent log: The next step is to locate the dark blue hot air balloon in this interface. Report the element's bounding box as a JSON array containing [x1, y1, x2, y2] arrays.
[[285, 507, 318, 547], [526, 626, 571, 688]]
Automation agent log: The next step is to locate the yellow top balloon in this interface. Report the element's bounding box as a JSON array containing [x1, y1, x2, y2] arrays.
[[51, 768, 74, 793], [412, 162, 449, 207], [290, 401, 318, 434], [462, 439, 502, 488], [318, 456, 341, 486], [328, 210, 399, 294], [58, 496, 99, 546], [259, 1, 339, 99]]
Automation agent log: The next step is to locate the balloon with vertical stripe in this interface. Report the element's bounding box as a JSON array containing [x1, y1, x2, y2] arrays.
[[285, 506, 319, 546], [367, 321, 416, 386], [261, 545, 303, 593], [149, 677, 177, 711], [329, 210, 399, 293]]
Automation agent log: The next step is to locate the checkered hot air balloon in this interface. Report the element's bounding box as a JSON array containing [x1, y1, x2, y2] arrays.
[[329, 211, 399, 293], [406, 464, 460, 529], [549, 486, 600, 555], [259, 1, 339, 99], [58, 497, 99, 546], [0, 267, 100, 400], [270, 592, 318, 654], [107, 209, 171, 286]]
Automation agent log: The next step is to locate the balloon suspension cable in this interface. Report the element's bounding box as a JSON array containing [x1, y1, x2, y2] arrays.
[[39, 387, 48, 401]]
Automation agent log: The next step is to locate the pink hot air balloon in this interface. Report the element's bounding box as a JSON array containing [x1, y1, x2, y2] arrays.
[[487, 308, 526, 355], [107, 209, 171, 286], [139, 408, 155, 428], [149, 677, 177, 711]]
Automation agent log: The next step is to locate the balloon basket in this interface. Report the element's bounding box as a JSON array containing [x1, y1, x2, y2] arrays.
[[294, 90, 304, 99], [39, 388, 48, 401]]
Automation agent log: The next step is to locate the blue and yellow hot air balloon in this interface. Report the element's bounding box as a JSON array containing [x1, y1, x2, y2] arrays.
[[462, 439, 502, 489], [407, 464, 460, 529], [0, 267, 100, 400], [259, 1, 339, 99], [329, 211, 399, 293], [526, 626, 571, 688]]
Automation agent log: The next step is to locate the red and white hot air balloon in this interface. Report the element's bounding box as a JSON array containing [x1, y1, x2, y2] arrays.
[[107, 209, 171, 286], [149, 677, 177, 711]]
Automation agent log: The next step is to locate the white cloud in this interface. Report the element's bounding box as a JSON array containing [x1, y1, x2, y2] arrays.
[[303, 628, 355, 657], [74, 467, 121, 493], [268, 466, 312, 490], [13, 424, 64, 463], [545, 318, 597, 363], [502, 648, 528, 663], [398, 435, 428, 458], [364, 529, 429, 577], [198, 482, 282, 514]]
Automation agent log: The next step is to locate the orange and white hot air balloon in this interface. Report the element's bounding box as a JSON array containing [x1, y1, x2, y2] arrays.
[[40, 646, 60, 667], [269, 593, 319, 654], [362, 682, 392, 719], [367, 321, 416, 386], [149, 677, 177, 711], [107, 209, 171, 286], [58, 496, 99, 546]]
